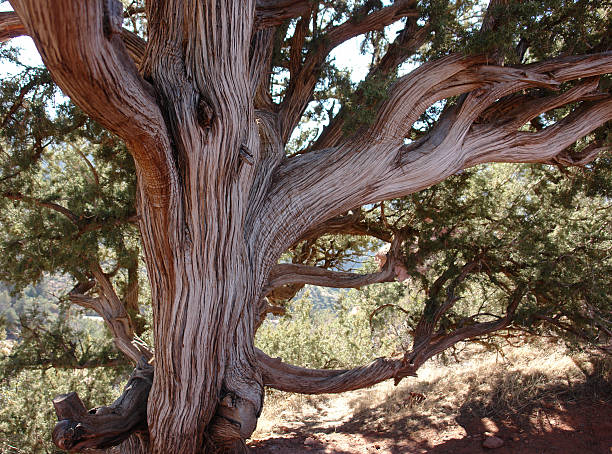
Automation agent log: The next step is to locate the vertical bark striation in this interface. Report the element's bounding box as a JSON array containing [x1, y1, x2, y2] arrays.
[[6, 2, 611, 453], [139, 2, 263, 452]]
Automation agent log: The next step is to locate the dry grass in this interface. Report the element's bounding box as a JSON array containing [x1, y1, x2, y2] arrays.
[[253, 341, 612, 440]]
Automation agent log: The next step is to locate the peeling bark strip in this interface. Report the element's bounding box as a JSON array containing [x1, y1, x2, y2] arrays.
[[3, 0, 612, 453], [52, 359, 153, 452]]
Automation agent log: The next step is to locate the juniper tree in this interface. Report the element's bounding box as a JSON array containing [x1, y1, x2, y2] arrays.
[[0, 0, 611, 453], [326, 162, 612, 363]]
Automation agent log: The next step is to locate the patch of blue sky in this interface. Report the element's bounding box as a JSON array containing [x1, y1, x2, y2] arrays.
[[288, 18, 423, 151], [1, 4, 429, 149]]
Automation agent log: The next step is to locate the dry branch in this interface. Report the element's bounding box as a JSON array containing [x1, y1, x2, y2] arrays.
[[313, 20, 431, 150], [52, 359, 153, 452], [255, 0, 311, 30], [267, 235, 403, 290], [48, 288, 520, 452], [267, 262, 396, 289], [8, 1, 174, 205], [298, 211, 393, 243], [0, 10, 146, 65], [264, 52, 612, 259], [69, 264, 152, 364], [257, 289, 524, 393], [257, 348, 413, 394], [278, 0, 420, 142], [3, 192, 79, 223], [3, 1, 611, 452], [0, 10, 25, 41], [463, 96, 612, 167]]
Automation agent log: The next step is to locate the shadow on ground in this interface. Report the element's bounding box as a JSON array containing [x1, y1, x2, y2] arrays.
[[250, 360, 612, 453]]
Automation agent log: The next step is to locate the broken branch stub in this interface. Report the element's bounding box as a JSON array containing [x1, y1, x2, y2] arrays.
[[52, 359, 153, 452]]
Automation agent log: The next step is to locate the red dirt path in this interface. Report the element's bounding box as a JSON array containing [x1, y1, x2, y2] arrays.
[[249, 400, 612, 453]]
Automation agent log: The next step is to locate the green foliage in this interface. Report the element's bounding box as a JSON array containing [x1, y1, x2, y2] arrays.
[[0, 38, 146, 450], [342, 72, 397, 134], [0, 355, 126, 454], [262, 152, 612, 366], [0, 0, 610, 449], [2, 306, 127, 376], [259, 158, 612, 372], [257, 289, 397, 369], [346, 160, 612, 352], [298, 285, 343, 311], [419, 0, 611, 63], [0, 44, 140, 294], [0, 294, 131, 453]]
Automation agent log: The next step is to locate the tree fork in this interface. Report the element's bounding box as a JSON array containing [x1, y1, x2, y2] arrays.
[[3, 1, 611, 453]]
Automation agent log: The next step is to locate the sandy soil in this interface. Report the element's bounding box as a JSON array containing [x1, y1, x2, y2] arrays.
[[249, 398, 612, 453]]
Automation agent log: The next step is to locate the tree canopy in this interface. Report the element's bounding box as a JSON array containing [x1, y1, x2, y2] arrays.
[[0, 0, 611, 452]]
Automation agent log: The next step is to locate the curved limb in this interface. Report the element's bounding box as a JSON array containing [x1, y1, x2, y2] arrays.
[[8, 0, 174, 205], [257, 289, 524, 393], [266, 234, 404, 291]]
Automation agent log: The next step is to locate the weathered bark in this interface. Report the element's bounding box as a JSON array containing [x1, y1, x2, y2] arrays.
[[52, 359, 153, 452], [4, 1, 612, 453], [313, 17, 431, 150], [137, 2, 266, 452], [68, 264, 152, 364], [9, 1, 174, 206], [266, 53, 612, 254], [49, 280, 521, 451], [0, 10, 146, 63]]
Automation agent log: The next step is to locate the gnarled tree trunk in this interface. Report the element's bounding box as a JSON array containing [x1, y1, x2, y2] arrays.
[[133, 3, 269, 452], [4, 1, 612, 453]]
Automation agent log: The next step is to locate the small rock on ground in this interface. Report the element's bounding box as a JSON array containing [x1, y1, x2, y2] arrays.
[[482, 435, 504, 449]]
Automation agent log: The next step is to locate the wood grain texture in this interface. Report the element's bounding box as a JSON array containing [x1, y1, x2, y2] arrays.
[[264, 52, 612, 261], [140, 2, 265, 452], [52, 360, 153, 452], [3, 1, 611, 453]]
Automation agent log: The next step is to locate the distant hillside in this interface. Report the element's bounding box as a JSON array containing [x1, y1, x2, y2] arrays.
[[0, 277, 347, 329], [299, 285, 346, 311], [0, 275, 72, 327]]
